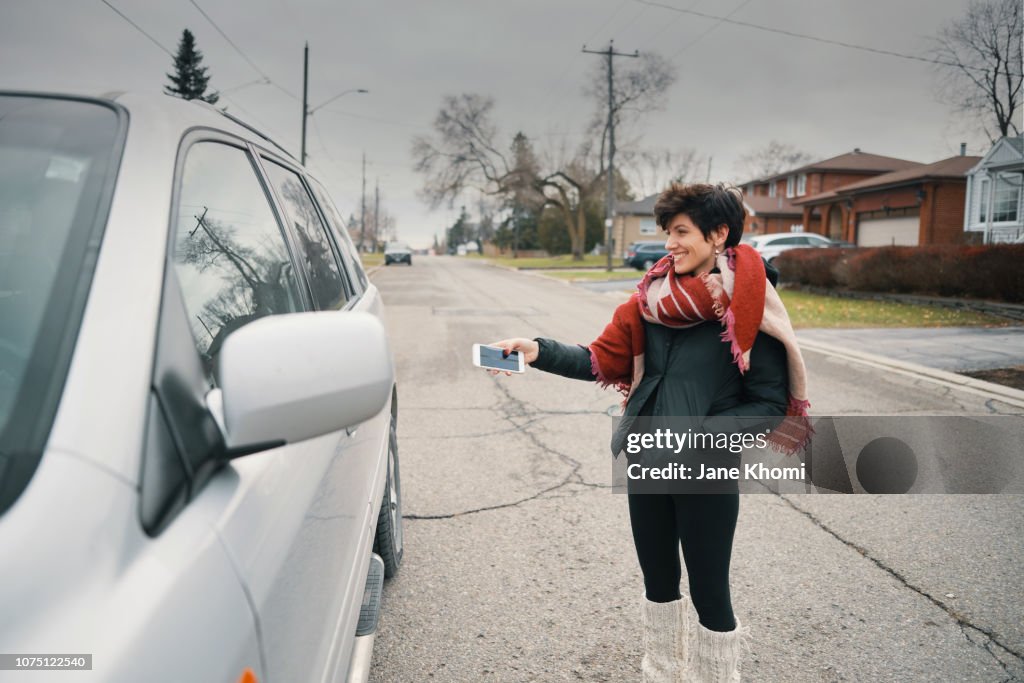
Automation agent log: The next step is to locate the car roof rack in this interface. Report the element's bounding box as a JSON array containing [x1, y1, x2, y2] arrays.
[[195, 100, 299, 163]]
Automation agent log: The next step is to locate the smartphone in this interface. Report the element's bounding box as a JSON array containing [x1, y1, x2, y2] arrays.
[[472, 343, 526, 373]]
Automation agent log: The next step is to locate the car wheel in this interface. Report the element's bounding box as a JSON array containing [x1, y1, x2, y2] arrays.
[[642, 259, 655, 271], [373, 411, 403, 578]]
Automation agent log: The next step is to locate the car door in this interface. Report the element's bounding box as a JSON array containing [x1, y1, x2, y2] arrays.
[[165, 135, 381, 683], [251, 152, 391, 682]]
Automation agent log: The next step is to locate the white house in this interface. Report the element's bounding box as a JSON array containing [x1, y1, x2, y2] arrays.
[[965, 135, 1024, 243]]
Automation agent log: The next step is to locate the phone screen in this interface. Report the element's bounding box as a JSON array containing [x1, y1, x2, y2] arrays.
[[478, 345, 521, 371]]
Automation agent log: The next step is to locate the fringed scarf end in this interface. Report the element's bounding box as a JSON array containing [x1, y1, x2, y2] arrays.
[[590, 346, 630, 397], [766, 395, 814, 456], [719, 307, 749, 373]]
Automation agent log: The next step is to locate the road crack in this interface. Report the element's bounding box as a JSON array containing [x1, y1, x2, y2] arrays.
[[777, 492, 1024, 673], [405, 377, 614, 519]]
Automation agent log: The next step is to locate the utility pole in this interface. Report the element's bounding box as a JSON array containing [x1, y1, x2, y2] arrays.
[[358, 152, 367, 252], [299, 42, 368, 167], [373, 179, 380, 252], [301, 42, 309, 166], [706, 156, 713, 182], [583, 40, 638, 271]]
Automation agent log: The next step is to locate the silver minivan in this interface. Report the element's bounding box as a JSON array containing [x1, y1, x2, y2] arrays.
[[0, 91, 402, 683]]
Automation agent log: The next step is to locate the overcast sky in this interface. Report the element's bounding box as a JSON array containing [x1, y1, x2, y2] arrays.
[[1, 0, 988, 248]]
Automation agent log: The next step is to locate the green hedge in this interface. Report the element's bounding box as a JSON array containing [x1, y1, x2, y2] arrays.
[[774, 245, 1024, 303]]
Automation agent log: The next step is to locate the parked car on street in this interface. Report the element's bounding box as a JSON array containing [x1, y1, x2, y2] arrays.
[[384, 241, 413, 265], [0, 91, 403, 683], [624, 240, 670, 270], [741, 232, 843, 263]]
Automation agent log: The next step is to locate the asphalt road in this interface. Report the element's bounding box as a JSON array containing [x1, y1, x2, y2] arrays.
[[369, 256, 1024, 682]]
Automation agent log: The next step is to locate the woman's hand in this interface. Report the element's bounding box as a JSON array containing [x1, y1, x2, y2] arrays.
[[486, 338, 539, 376]]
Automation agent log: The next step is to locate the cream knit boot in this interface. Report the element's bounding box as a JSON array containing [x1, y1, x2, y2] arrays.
[[689, 617, 749, 683], [641, 593, 691, 683]]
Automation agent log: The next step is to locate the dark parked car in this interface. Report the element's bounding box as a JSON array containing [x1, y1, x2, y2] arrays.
[[384, 242, 413, 265], [624, 241, 670, 270]]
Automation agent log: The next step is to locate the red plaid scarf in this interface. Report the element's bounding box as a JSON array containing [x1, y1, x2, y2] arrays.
[[589, 244, 812, 455]]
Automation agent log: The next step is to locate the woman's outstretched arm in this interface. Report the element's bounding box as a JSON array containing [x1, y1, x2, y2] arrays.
[[488, 337, 596, 381]]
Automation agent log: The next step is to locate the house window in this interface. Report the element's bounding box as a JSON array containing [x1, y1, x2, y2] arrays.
[[639, 217, 657, 235], [786, 175, 795, 198], [978, 178, 989, 223], [789, 224, 804, 232], [797, 173, 807, 196], [992, 174, 1022, 223], [769, 182, 777, 198]]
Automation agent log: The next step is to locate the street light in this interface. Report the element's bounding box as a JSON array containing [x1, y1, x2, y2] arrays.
[[299, 45, 369, 165], [309, 88, 369, 114], [301, 87, 368, 166]]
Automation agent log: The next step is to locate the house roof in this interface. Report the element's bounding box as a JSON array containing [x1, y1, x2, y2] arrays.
[[745, 149, 921, 185], [617, 194, 658, 215], [743, 194, 802, 216], [970, 135, 1024, 174], [791, 189, 840, 205], [833, 155, 981, 193], [791, 150, 920, 175]]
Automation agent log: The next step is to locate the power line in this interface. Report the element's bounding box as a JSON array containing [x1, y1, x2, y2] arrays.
[[187, 0, 300, 100], [669, 0, 755, 59], [635, 0, 1024, 76], [318, 106, 427, 130], [99, 0, 174, 57]]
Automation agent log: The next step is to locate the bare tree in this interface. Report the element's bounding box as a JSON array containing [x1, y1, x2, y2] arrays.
[[933, 0, 1022, 141], [620, 148, 708, 197], [412, 94, 603, 260], [734, 140, 816, 181], [583, 53, 676, 173]]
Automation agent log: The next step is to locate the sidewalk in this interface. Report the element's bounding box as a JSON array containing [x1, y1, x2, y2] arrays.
[[796, 326, 1024, 373]]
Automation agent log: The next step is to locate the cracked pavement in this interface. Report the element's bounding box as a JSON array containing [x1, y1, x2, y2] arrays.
[[369, 256, 1024, 682]]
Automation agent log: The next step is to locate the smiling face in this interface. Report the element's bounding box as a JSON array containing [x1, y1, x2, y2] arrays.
[[663, 213, 728, 275]]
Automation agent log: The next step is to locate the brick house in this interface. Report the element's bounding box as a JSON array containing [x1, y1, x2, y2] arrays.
[[793, 152, 981, 246], [741, 149, 919, 236], [964, 135, 1024, 243], [742, 194, 803, 236]]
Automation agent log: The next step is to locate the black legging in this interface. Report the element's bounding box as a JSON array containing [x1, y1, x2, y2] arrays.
[[628, 492, 739, 632]]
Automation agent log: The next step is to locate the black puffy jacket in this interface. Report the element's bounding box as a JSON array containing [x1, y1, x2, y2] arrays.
[[531, 262, 790, 459]]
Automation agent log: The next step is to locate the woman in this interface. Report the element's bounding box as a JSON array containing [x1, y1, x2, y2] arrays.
[[488, 182, 810, 682]]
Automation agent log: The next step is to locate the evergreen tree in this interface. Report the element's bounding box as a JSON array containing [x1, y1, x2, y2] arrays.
[[165, 29, 219, 104]]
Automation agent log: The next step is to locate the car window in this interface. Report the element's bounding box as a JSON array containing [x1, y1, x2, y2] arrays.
[[771, 236, 802, 246], [0, 95, 125, 518], [805, 234, 830, 246], [308, 177, 367, 294], [261, 159, 350, 311], [172, 142, 305, 382]]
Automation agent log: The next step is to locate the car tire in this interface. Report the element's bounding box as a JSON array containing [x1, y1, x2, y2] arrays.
[[373, 410, 403, 578], [642, 259, 655, 271]]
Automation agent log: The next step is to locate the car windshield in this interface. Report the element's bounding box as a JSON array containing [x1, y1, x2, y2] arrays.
[[0, 95, 123, 508]]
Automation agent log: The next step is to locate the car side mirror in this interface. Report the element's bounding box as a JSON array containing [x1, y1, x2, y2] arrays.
[[208, 311, 393, 453]]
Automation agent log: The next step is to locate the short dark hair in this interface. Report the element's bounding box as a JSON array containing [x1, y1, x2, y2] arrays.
[[653, 182, 746, 247]]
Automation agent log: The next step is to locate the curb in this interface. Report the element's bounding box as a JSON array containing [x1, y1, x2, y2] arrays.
[[797, 338, 1024, 409]]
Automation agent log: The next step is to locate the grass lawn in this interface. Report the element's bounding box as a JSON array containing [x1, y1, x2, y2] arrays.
[[544, 269, 643, 281], [779, 290, 1011, 329], [359, 253, 385, 268], [478, 253, 614, 269]]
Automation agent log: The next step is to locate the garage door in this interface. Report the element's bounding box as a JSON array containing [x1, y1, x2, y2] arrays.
[[857, 217, 919, 247]]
